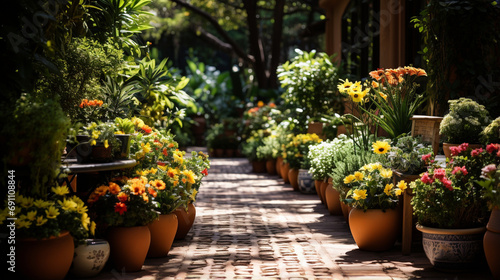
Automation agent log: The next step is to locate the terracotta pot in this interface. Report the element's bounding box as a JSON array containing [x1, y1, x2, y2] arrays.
[[340, 201, 351, 222], [443, 143, 482, 159], [297, 169, 316, 194], [325, 185, 343, 215], [417, 225, 486, 271], [251, 160, 267, 173], [17, 231, 74, 280], [314, 179, 323, 201], [266, 159, 277, 175], [147, 213, 179, 258], [70, 239, 110, 278], [484, 208, 500, 279], [281, 162, 290, 184], [107, 225, 151, 272], [226, 149, 235, 158], [174, 203, 196, 239], [215, 148, 225, 157], [349, 208, 400, 251], [320, 179, 329, 205], [288, 168, 299, 191], [276, 157, 283, 178]]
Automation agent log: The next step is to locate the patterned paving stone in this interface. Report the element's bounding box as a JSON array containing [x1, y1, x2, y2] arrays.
[[80, 156, 494, 280]]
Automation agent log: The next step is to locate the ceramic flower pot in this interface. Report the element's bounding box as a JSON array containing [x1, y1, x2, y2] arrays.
[[288, 168, 299, 191], [266, 158, 277, 175], [325, 185, 343, 215], [17, 231, 75, 280], [484, 208, 500, 279], [70, 239, 110, 278], [252, 160, 267, 173], [349, 208, 400, 251], [297, 169, 315, 194], [107, 225, 151, 272], [276, 157, 283, 178], [417, 225, 486, 271], [281, 162, 290, 183], [174, 203, 196, 240], [147, 213, 179, 258]]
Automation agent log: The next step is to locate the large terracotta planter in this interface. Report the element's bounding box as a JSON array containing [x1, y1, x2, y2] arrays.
[[417, 225, 486, 271], [252, 160, 267, 173], [107, 225, 151, 272], [174, 203, 196, 239], [281, 162, 290, 183], [349, 208, 400, 251], [325, 185, 343, 215], [70, 239, 110, 278], [266, 158, 277, 175], [276, 157, 283, 178], [147, 213, 179, 258], [340, 201, 352, 222], [484, 208, 500, 278], [17, 231, 74, 280], [288, 168, 299, 191], [297, 169, 316, 194]]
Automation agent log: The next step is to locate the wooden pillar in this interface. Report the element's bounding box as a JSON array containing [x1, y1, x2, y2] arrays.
[[379, 0, 405, 68], [319, 0, 351, 63]]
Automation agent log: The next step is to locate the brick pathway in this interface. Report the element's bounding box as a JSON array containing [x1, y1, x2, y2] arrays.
[[86, 157, 493, 280]]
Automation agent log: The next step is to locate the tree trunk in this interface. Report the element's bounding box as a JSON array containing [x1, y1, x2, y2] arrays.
[[243, 0, 268, 89], [269, 0, 285, 89]]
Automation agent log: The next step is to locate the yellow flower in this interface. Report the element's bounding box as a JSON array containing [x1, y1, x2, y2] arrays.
[[348, 88, 367, 103], [35, 216, 47, 227], [33, 199, 51, 208], [16, 219, 32, 229], [52, 185, 70, 196], [384, 184, 394, 196], [90, 139, 97, 146], [380, 169, 393, 179], [26, 210, 37, 221], [372, 141, 391, 154], [174, 151, 184, 164], [371, 163, 383, 170], [104, 139, 109, 149], [190, 189, 198, 202], [344, 174, 356, 184], [379, 92, 388, 100], [397, 180, 407, 191], [337, 79, 355, 93], [149, 168, 158, 174], [352, 189, 367, 200], [141, 142, 151, 154], [59, 198, 78, 211], [81, 212, 90, 231], [91, 130, 100, 139], [45, 206, 60, 219], [19, 196, 34, 208], [395, 189, 403, 196], [182, 170, 197, 184], [90, 221, 96, 236], [354, 171, 364, 181]]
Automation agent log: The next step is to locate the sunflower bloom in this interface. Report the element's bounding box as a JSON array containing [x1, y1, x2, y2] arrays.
[[372, 141, 391, 154], [352, 189, 367, 200]]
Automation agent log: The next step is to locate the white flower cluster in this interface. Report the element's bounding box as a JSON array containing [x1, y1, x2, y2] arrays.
[[307, 135, 354, 180]]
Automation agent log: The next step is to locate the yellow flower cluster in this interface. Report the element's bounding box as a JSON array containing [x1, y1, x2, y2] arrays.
[[337, 79, 370, 103]]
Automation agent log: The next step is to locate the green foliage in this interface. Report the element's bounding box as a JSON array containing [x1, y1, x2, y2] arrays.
[[242, 130, 270, 161], [481, 117, 500, 144], [115, 118, 136, 134], [308, 135, 353, 180], [278, 49, 344, 127], [256, 136, 281, 160], [439, 98, 490, 144], [386, 135, 434, 175], [101, 76, 138, 120]]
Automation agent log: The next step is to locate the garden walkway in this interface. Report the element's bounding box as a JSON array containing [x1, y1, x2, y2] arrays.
[[87, 152, 493, 280]]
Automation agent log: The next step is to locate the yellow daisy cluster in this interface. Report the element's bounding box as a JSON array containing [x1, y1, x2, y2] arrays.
[[337, 79, 370, 103]]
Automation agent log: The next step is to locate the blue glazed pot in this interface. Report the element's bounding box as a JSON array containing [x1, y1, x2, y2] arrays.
[[298, 169, 316, 194]]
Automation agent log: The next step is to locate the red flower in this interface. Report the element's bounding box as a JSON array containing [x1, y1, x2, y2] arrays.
[[471, 148, 483, 157], [433, 168, 446, 180], [162, 148, 168, 156], [141, 125, 153, 134], [157, 161, 166, 166], [421, 153, 432, 162], [450, 146, 461, 157], [441, 178, 453, 191], [201, 168, 208, 176], [420, 172, 433, 184], [458, 143, 469, 151], [486, 143, 500, 154], [451, 166, 468, 177], [114, 202, 127, 215]]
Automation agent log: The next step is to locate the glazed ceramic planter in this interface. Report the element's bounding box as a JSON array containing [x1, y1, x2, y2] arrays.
[[70, 239, 110, 278], [297, 169, 316, 194], [417, 225, 486, 271], [17, 231, 74, 280], [349, 208, 400, 251]]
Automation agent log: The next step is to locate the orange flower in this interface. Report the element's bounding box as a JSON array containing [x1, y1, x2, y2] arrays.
[[141, 125, 153, 134], [369, 69, 385, 81], [167, 168, 177, 178], [147, 187, 157, 197], [385, 72, 398, 86], [182, 178, 187, 184], [117, 192, 128, 202], [150, 179, 166, 190], [96, 100, 103, 106], [87, 193, 99, 204], [167, 143, 175, 148], [162, 148, 168, 156], [129, 179, 146, 195], [173, 180, 179, 187], [94, 185, 109, 196], [257, 101, 264, 107], [269, 102, 276, 108], [114, 202, 127, 215], [416, 68, 427, 76], [371, 81, 379, 88], [108, 182, 121, 194], [88, 100, 96, 106], [142, 193, 149, 202]]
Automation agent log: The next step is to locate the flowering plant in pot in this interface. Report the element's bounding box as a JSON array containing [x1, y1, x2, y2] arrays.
[[385, 135, 434, 175], [481, 116, 500, 144], [439, 98, 490, 157], [79, 121, 121, 162]]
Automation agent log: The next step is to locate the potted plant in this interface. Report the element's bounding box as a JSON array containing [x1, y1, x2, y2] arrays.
[[242, 130, 269, 173], [78, 121, 121, 163], [386, 135, 434, 176], [343, 160, 407, 251], [114, 117, 135, 160], [481, 117, 500, 144], [257, 135, 281, 175], [86, 176, 159, 272], [439, 98, 490, 157], [410, 143, 498, 271], [477, 157, 500, 278], [1, 185, 94, 280]]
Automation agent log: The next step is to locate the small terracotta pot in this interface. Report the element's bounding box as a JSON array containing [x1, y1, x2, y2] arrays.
[[314, 179, 323, 201], [266, 159, 277, 175], [147, 213, 179, 258], [325, 185, 343, 215], [288, 168, 299, 191], [349, 208, 400, 251], [276, 157, 283, 178], [319, 180, 329, 205], [252, 160, 267, 173], [107, 226, 151, 272], [174, 203, 196, 239], [281, 162, 290, 184]]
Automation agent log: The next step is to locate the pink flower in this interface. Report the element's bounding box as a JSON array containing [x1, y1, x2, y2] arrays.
[[421, 153, 432, 163], [481, 164, 497, 178], [420, 172, 433, 184], [433, 168, 446, 180], [441, 178, 453, 191], [486, 143, 500, 154], [471, 148, 483, 157], [452, 166, 468, 176], [450, 146, 461, 157], [458, 143, 469, 152]]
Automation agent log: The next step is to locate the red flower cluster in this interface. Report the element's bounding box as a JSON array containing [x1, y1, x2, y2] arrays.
[[79, 99, 104, 108], [141, 125, 153, 134], [420, 168, 454, 191], [450, 143, 470, 157], [486, 143, 500, 156]]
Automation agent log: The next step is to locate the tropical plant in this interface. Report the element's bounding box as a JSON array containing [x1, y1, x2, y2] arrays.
[[101, 76, 138, 120], [343, 162, 406, 211], [439, 98, 490, 144], [385, 135, 434, 175], [0, 185, 94, 243], [115, 117, 136, 134]]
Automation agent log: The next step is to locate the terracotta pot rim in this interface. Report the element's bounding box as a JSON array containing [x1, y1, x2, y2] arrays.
[[416, 224, 486, 235]]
